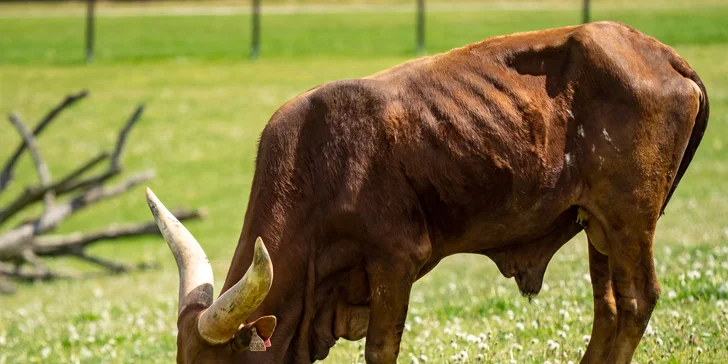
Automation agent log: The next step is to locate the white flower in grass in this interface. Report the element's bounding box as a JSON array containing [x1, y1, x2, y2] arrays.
[[557, 330, 567, 339], [80, 347, 93, 358], [687, 270, 701, 280], [68, 325, 79, 343], [478, 342, 490, 351], [531, 338, 539, 345], [667, 290, 677, 299], [459, 350, 468, 361], [547, 339, 560, 351], [582, 335, 591, 344], [475, 353, 485, 362], [41, 347, 51, 358], [558, 309, 570, 320], [419, 354, 428, 362], [644, 323, 655, 336], [515, 322, 525, 331], [466, 334, 478, 343], [697, 346, 704, 354]]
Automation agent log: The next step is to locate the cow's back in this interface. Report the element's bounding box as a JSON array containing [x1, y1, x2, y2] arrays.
[[364, 21, 701, 243]]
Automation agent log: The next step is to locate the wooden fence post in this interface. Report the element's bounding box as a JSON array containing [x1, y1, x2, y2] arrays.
[[85, 0, 95, 63], [416, 0, 425, 55], [251, 0, 261, 60]]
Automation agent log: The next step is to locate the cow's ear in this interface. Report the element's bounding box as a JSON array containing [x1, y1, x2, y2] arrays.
[[249, 315, 277, 342], [231, 315, 277, 352]]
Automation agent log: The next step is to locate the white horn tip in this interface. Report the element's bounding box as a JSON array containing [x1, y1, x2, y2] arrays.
[[145, 187, 156, 203]]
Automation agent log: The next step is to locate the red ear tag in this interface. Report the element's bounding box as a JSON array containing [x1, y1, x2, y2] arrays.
[[249, 327, 266, 352]]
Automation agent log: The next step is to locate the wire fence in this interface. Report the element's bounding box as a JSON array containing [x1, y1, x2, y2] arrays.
[[78, 0, 592, 64]]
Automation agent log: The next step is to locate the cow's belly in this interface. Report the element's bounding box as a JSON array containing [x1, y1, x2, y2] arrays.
[[417, 171, 584, 296]]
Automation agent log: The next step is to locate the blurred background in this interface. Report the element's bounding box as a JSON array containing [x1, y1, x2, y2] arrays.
[[0, 0, 726, 362]]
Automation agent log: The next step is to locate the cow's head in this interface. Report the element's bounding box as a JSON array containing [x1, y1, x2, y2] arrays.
[[145, 188, 276, 363]]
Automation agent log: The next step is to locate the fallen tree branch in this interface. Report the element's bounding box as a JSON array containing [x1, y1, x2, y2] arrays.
[[0, 90, 88, 194], [0, 262, 79, 281], [0, 152, 110, 225], [8, 112, 55, 212], [0, 170, 156, 256], [0, 104, 145, 225], [32, 209, 204, 256], [0, 94, 204, 294], [75, 253, 131, 273]]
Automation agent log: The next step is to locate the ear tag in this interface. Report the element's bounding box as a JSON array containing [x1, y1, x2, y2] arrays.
[[249, 327, 266, 352]]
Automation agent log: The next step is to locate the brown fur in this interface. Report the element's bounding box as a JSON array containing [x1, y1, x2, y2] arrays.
[[175, 21, 709, 363]]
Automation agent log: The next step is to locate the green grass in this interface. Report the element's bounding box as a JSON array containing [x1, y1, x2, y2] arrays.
[[1, 2, 727, 363]]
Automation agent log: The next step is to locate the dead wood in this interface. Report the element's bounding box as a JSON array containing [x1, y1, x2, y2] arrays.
[[0, 92, 203, 293]]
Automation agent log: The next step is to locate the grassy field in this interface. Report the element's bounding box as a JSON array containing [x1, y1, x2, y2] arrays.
[[1, 1, 727, 363]]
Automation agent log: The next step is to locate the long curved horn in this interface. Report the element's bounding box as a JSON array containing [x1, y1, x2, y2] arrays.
[[198, 237, 274, 344], [146, 188, 214, 315]]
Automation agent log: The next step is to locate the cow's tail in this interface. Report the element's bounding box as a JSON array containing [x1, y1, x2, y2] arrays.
[[660, 68, 710, 215]]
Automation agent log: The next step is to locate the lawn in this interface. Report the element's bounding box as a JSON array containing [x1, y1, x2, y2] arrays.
[[0, 1, 727, 363]]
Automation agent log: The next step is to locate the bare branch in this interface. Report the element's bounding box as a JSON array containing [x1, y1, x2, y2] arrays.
[[32, 209, 204, 256], [8, 113, 55, 211], [1, 95, 203, 293], [55, 152, 110, 190], [0, 262, 79, 281], [0, 152, 110, 225], [111, 105, 144, 170], [0, 90, 88, 193], [75, 253, 131, 273], [0, 103, 144, 225], [0, 170, 155, 255], [14, 104, 146, 203]]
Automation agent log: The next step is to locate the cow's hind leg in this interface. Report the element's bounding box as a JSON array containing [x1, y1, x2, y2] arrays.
[[587, 207, 661, 364], [606, 218, 660, 363], [581, 225, 617, 363], [364, 235, 431, 364]]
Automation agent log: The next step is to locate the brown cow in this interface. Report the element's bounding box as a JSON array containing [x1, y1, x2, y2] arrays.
[[146, 21, 709, 363]]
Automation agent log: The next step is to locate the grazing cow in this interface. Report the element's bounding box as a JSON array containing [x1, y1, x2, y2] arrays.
[[146, 21, 708, 364]]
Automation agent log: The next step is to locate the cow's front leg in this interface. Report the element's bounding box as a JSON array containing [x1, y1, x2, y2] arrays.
[[364, 248, 427, 364], [581, 238, 617, 363]]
